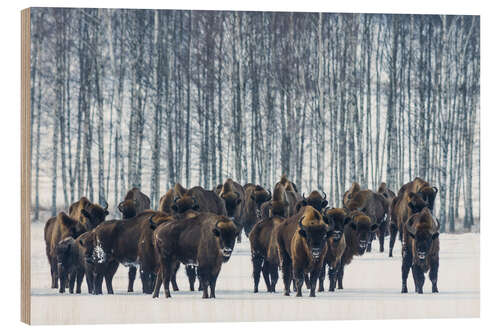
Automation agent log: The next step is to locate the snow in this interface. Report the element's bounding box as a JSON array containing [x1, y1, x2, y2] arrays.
[[30, 222, 479, 325]]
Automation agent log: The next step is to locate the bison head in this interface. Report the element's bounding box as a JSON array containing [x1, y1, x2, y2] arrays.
[[59, 212, 87, 238], [172, 194, 199, 213], [408, 192, 430, 214], [118, 199, 137, 219], [323, 208, 351, 242], [298, 191, 328, 212], [251, 186, 272, 206], [407, 208, 439, 262], [348, 212, 377, 255], [77, 231, 98, 265], [418, 186, 438, 212], [221, 191, 242, 217], [297, 209, 328, 261], [271, 199, 289, 217], [81, 201, 109, 230], [212, 218, 239, 262]]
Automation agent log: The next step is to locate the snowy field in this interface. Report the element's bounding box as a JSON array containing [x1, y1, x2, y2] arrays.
[[30, 221, 479, 325]]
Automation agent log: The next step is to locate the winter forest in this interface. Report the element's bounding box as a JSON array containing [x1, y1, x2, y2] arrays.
[[29, 8, 480, 232]]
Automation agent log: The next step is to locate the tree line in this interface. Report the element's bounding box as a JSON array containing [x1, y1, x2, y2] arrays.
[[30, 8, 480, 232]]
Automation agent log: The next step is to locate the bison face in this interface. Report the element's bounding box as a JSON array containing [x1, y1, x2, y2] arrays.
[[324, 212, 351, 242], [213, 221, 239, 262], [408, 192, 431, 214], [78, 232, 99, 265], [419, 186, 438, 212], [251, 187, 272, 207], [298, 220, 328, 261], [118, 200, 137, 219], [56, 238, 73, 267], [172, 195, 199, 213], [299, 191, 328, 213], [349, 220, 378, 254], [410, 230, 439, 261], [81, 203, 108, 230], [221, 192, 242, 217]]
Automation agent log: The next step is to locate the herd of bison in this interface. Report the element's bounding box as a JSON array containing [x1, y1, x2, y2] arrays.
[[44, 175, 440, 299]]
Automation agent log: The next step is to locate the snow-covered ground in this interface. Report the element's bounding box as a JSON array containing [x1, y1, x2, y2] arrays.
[[30, 222, 479, 325]]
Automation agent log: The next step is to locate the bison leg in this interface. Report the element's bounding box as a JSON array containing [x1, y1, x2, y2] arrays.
[[318, 263, 326, 292], [128, 266, 137, 292], [401, 247, 412, 293], [411, 264, 425, 294], [152, 268, 163, 298], [281, 256, 293, 296], [294, 269, 305, 297], [366, 233, 373, 253], [198, 267, 211, 299], [58, 266, 67, 294], [171, 262, 180, 291], [337, 263, 345, 290], [85, 266, 94, 294], [186, 265, 197, 292], [50, 259, 59, 289], [304, 273, 311, 290], [69, 271, 77, 294], [269, 263, 279, 293], [76, 268, 84, 294], [93, 273, 104, 295], [104, 262, 119, 294], [388, 223, 398, 257], [252, 254, 264, 293], [209, 271, 220, 298], [378, 221, 387, 253], [328, 265, 339, 292], [308, 270, 319, 297], [430, 258, 439, 293], [261, 260, 273, 292], [160, 262, 173, 298]]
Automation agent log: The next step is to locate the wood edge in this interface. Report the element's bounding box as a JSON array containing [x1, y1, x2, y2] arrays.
[[21, 7, 31, 326]]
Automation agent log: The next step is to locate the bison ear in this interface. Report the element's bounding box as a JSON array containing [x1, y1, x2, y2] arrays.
[[212, 228, 220, 237], [298, 229, 307, 238], [343, 217, 352, 226], [326, 229, 335, 238], [104, 210, 109, 216], [370, 224, 378, 231], [408, 192, 416, 199], [81, 209, 91, 219], [432, 232, 439, 240], [79, 238, 84, 246], [321, 200, 328, 208], [235, 198, 242, 206], [172, 204, 179, 212], [349, 222, 357, 231]]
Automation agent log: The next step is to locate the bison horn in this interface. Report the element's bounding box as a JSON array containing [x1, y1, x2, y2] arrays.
[[235, 191, 241, 199], [302, 193, 306, 200], [433, 186, 439, 194], [174, 196, 180, 203], [267, 189, 272, 199], [322, 191, 327, 200], [118, 201, 124, 212], [103, 201, 109, 211], [149, 216, 156, 230]]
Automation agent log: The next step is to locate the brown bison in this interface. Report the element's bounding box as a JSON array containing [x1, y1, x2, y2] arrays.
[[274, 175, 301, 218], [401, 208, 440, 294], [261, 183, 290, 219], [69, 197, 109, 230], [218, 179, 245, 241], [118, 187, 151, 219], [240, 184, 272, 237], [336, 211, 378, 290], [277, 206, 331, 297], [249, 214, 284, 293], [152, 213, 239, 298], [388, 178, 438, 257], [343, 182, 361, 208], [78, 211, 177, 294], [295, 190, 328, 213], [174, 183, 227, 215], [318, 208, 349, 292], [377, 182, 396, 201], [345, 189, 388, 253], [55, 236, 86, 294], [44, 212, 88, 289], [158, 188, 176, 214]]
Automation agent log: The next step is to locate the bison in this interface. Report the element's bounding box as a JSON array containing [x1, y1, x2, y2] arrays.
[[218, 179, 245, 241], [261, 183, 290, 219], [401, 208, 440, 294], [44, 212, 88, 289], [152, 213, 239, 298], [388, 178, 438, 257], [336, 211, 378, 290], [55, 236, 86, 294], [69, 197, 109, 230], [274, 175, 301, 218], [118, 187, 151, 219], [276, 206, 331, 297], [249, 214, 284, 293], [318, 208, 349, 292], [240, 184, 272, 237], [343, 182, 361, 208], [78, 211, 177, 294], [345, 189, 388, 253]]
